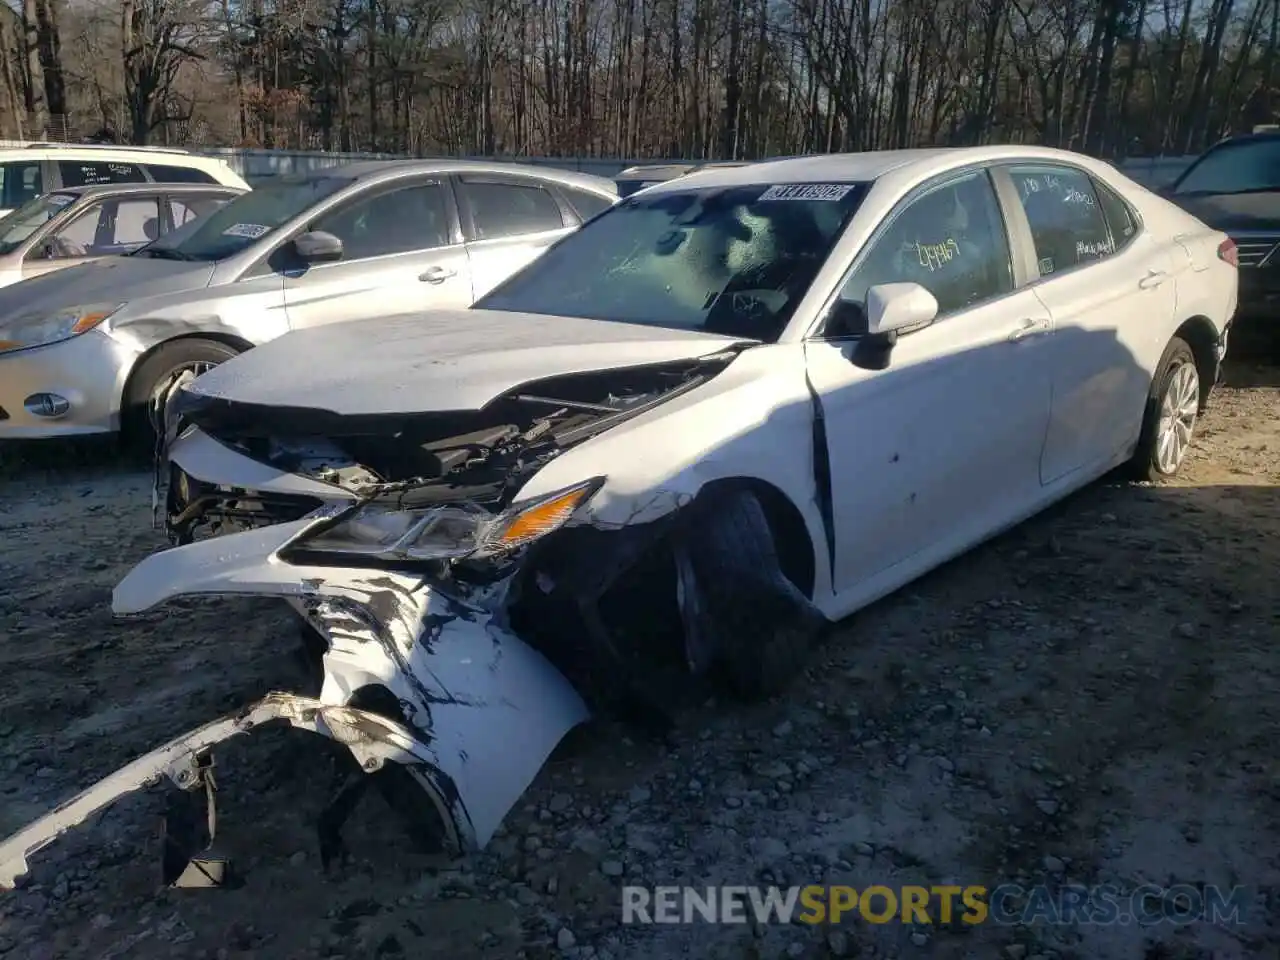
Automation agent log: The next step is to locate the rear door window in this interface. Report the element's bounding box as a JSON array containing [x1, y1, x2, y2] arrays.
[[110, 197, 162, 249], [59, 160, 148, 187], [559, 186, 614, 221], [145, 163, 219, 185], [1007, 164, 1115, 277], [0, 161, 45, 209], [1094, 179, 1139, 252], [458, 179, 567, 240], [168, 194, 234, 229]]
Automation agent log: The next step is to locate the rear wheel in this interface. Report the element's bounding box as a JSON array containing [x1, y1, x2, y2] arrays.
[[1130, 336, 1200, 480], [122, 338, 240, 452]]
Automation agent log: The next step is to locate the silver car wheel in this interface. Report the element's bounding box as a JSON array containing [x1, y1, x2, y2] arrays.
[[1155, 360, 1199, 474]]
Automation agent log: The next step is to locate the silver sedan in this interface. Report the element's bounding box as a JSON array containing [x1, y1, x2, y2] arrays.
[[0, 182, 244, 289], [0, 159, 617, 441]]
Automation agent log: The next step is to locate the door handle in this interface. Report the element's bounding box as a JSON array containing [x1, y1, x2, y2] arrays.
[[1138, 270, 1169, 289], [1008, 317, 1051, 342], [419, 265, 457, 284]]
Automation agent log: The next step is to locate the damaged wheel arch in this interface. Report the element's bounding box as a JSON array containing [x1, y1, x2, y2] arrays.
[[511, 477, 826, 718]]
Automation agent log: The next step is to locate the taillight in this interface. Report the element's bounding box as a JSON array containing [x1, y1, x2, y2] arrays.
[[1218, 237, 1238, 266]]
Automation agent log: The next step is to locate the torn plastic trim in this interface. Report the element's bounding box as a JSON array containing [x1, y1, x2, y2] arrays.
[[0, 693, 469, 891], [168, 427, 360, 504], [109, 516, 590, 868]]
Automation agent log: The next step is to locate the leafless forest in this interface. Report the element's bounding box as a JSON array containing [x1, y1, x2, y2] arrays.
[[1, 0, 1278, 162]]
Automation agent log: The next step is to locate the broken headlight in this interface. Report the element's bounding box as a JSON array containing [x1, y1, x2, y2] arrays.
[[285, 477, 605, 564]]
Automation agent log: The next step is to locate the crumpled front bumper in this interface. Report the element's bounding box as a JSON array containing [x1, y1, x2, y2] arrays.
[[0, 518, 591, 890]]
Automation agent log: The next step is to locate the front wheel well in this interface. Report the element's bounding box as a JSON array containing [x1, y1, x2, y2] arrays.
[[1171, 316, 1219, 410], [694, 478, 817, 600], [120, 331, 253, 407]]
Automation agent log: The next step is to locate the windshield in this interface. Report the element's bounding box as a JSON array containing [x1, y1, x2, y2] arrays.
[[476, 182, 868, 342], [1173, 138, 1280, 195], [139, 176, 353, 261], [0, 192, 80, 254]]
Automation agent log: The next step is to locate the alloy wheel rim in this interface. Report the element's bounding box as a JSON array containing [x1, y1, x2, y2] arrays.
[[1155, 361, 1199, 474]]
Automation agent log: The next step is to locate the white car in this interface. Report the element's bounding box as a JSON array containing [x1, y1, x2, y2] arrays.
[[0, 142, 249, 217], [0, 146, 1237, 888]]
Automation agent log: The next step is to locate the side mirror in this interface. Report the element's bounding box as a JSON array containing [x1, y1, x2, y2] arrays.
[[865, 282, 939, 336], [292, 230, 344, 264], [848, 282, 938, 371]]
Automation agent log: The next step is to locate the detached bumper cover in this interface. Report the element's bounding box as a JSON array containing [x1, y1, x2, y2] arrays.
[[0, 693, 461, 889], [0, 518, 590, 890]]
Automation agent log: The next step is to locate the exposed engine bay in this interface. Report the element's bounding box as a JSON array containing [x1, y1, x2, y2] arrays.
[[164, 357, 730, 545]]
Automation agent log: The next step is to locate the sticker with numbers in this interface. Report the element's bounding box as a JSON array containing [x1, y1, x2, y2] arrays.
[[222, 223, 271, 239], [757, 183, 854, 202]]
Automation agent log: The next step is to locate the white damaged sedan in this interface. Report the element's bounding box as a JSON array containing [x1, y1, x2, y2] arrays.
[[0, 146, 1238, 888]]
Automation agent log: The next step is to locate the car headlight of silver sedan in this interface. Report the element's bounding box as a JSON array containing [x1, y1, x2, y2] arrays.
[[285, 477, 606, 564], [0, 303, 125, 355]]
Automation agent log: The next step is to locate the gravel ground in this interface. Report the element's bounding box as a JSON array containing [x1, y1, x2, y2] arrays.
[[0, 355, 1277, 960]]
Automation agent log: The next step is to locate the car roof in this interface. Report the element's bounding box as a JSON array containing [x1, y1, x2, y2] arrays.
[[1204, 130, 1280, 149], [307, 158, 618, 195], [0, 142, 230, 166], [635, 145, 1119, 195], [55, 182, 247, 199], [615, 160, 754, 181]]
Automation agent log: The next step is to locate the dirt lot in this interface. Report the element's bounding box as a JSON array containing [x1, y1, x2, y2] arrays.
[[0, 356, 1277, 960]]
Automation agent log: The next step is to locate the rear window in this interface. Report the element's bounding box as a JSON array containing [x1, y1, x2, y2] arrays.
[[145, 163, 219, 185]]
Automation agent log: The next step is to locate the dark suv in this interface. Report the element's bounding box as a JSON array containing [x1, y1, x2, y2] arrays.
[[1163, 131, 1280, 320]]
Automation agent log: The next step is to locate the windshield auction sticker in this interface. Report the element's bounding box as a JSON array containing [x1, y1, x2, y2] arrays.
[[47, 194, 76, 207], [222, 223, 270, 239], [758, 184, 854, 202]]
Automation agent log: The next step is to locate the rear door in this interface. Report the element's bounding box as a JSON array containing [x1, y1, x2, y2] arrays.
[[282, 176, 472, 329], [453, 174, 577, 299], [996, 162, 1177, 485]]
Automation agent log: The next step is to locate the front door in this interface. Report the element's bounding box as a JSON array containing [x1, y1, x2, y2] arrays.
[[283, 178, 472, 329], [999, 164, 1177, 485], [803, 168, 1056, 598]]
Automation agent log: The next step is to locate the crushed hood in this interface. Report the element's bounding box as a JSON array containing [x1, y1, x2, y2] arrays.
[[0, 255, 215, 321], [180, 308, 753, 416]]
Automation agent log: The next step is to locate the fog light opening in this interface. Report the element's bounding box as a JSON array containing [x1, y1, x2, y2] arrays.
[[24, 393, 71, 419]]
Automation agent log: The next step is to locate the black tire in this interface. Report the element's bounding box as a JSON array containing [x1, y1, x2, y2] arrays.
[[1129, 336, 1200, 481], [680, 490, 825, 701], [121, 338, 240, 451]]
